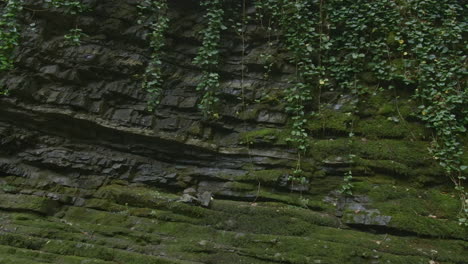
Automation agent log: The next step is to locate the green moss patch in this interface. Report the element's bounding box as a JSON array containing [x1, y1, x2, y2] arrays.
[[239, 128, 289, 146], [307, 109, 356, 135], [0, 194, 60, 215], [353, 183, 467, 239]]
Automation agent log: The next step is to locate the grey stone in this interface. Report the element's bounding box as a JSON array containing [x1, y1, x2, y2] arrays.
[[198, 191, 212, 207], [257, 110, 287, 124]]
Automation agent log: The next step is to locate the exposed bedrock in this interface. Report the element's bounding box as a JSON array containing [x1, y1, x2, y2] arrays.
[[0, 0, 466, 263]]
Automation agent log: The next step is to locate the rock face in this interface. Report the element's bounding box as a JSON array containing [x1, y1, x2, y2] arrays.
[[0, 1, 466, 263]]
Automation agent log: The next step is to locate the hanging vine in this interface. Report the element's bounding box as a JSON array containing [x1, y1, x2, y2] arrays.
[[254, 0, 280, 80], [254, 0, 322, 183], [0, 0, 23, 95], [45, 0, 89, 46], [252, 0, 466, 221], [193, 0, 226, 119], [45, 0, 87, 14], [138, 0, 169, 112], [398, 0, 467, 225], [280, 1, 319, 181]]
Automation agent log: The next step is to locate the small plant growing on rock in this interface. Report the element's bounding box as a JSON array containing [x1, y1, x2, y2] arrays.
[[64, 28, 87, 46], [339, 170, 354, 196]]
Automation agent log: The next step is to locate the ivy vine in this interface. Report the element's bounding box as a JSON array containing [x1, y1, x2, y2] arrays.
[[253, 0, 466, 223], [254, 0, 323, 182], [44, 0, 87, 14], [280, 1, 319, 180], [397, 0, 467, 225], [64, 27, 87, 46], [138, 0, 169, 112], [45, 0, 89, 46], [193, 0, 226, 119], [0, 0, 23, 95]]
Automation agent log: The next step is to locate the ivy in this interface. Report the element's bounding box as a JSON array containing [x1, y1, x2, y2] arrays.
[[64, 27, 87, 46], [340, 115, 358, 196], [138, 0, 169, 112], [44, 0, 87, 14], [325, 0, 466, 224], [1, 0, 88, 95], [253, 0, 466, 221], [45, 0, 89, 46], [0, 0, 23, 95], [193, 0, 226, 119], [397, 0, 467, 225], [279, 1, 316, 159], [254, 0, 322, 181], [254, 0, 280, 80]]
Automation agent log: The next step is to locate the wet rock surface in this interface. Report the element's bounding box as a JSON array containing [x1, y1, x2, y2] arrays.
[[0, 0, 466, 263]]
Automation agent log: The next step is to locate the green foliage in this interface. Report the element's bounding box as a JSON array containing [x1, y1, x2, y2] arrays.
[[193, 0, 226, 118], [254, 1, 280, 80], [0, 0, 465, 228], [339, 170, 354, 196], [254, 0, 322, 182], [44, 0, 87, 14], [384, 0, 467, 225], [253, 0, 466, 222], [64, 28, 87, 46], [0, 0, 23, 95], [324, 0, 403, 94], [46, 0, 89, 47], [137, 0, 169, 111]]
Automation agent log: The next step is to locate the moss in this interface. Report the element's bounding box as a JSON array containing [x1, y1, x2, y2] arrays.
[[0, 194, 60, 215], [355, 158, 410, 176], [310, 138, 437, 171], [353, 139, 434, 167], [0, 233, 45, 251], [0, 184, 18, 193], [239, 127, 289, 146], [209, 200, 340, 234], [40, 239, 179, 264], [358, 93, 418, 119], [0, 176, 466, 263], [0, 192, 466, 263], [355, 116, 428, 139], [353, 182, 467, 239], [307, 108, 356, 135], [11, 213, 40, 221], [389, 213, 467, 239], [1, 176, 95, 198], [0, 242, 112, 263], [219, 181, 332, 210], [94, 184, 179, 209], [309, 138, 349, 161], [84, 198, 127, 212], [238, 105, 264, 121], [238, 169, 287, 185]]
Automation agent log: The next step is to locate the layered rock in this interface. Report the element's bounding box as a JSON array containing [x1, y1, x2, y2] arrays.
[[0, 1, 466, 263]]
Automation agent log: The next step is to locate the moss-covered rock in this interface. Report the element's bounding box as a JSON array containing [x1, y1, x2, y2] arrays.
[[0, 193, 60, 215], [352, 183, 467, 239]]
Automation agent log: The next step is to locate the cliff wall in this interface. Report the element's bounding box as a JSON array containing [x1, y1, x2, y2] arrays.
[[0, 1, 466, 263]]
